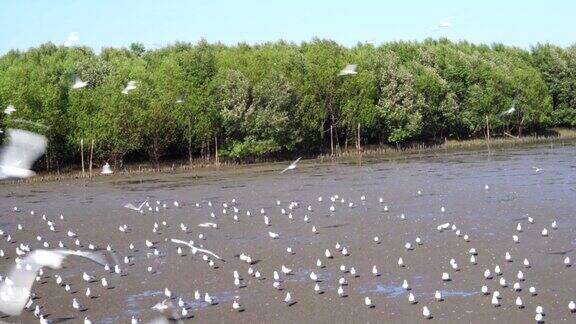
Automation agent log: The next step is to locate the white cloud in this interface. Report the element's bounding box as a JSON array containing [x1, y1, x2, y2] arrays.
[[64, 32, 79, 47]]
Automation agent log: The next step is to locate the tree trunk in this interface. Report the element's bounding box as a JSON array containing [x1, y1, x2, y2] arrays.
[[188, 136, 192, 165], [330, 125, 334, 156], [89, 140, 94, 178], [215, 134, 219, 166], [80, 139, 85, 178], [357, 123, 361, 151]]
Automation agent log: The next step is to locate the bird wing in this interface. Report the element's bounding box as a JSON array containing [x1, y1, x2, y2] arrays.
[[0, 250, 69, 316], [138, 200, 148, 210], [123, 203, 138, 210], [279, 166, 291, 174], [170, 239, 224, 261], [57, 250, 110, 267], [0, 129, 47, 180], [292, 157, 302, 165], [0, 260, 45, 315], [198, 222, 217, 228]]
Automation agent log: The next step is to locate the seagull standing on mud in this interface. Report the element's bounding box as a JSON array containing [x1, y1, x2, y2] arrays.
[[280, 157, 302, 174]]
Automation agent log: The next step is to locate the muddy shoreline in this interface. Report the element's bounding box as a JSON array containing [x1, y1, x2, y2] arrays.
[[1, 142, 575, 323]]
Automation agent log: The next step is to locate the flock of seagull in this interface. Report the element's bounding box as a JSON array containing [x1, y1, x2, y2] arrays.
[[0, 70, 574, 322], [0, 157, 575, 323]]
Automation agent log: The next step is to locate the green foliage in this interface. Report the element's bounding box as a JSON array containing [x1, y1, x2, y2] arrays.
[[0, 38, 569, 170]]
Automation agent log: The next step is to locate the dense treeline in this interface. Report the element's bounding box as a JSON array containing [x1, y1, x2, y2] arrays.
[[0, 38, 575, 170]]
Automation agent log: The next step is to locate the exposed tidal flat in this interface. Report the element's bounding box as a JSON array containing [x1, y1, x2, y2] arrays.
[[0, 142, 575, 323]]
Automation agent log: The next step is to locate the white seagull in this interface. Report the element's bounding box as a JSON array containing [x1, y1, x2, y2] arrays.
[[0, 129, 47, 180], [280, 157, 302, 174], [338, 64, 357, 76], [123, 200, 148, 211], [122, 80, 137, 95], [4, 105, 16, 115], [72, 76, 88, 89], [170, 239, 224, 261]]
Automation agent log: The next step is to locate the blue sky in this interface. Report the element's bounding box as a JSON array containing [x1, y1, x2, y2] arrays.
[[1, 0, 574, 54]]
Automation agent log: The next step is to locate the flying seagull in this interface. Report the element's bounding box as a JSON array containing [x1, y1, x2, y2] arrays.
[[72, 76, 88, 89], [170, 239, 225, 261], [4, 105, 16, 115], [501, 97, 517, 116], [122, 80, 137, 95], [338, 64, 357, 76], [280, 157, 302, 174], [0, 129, 47, 180], [0, 249, 109, 315], [123, 200, 148, 211]]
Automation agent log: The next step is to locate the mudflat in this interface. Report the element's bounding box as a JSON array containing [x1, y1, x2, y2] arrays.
[[1, 143, 575, 323]]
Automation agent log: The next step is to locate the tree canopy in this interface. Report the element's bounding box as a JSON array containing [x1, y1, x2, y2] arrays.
[[0, 38, 573, 170]]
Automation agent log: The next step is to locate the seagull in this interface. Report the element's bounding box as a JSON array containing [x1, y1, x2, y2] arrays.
[[284, 292, 293, 305], [281, 265, 292, 275], [364, 297, 373, 308], [268, 232, 279, 239], [204, 293, 215, 305], [492, 295, 500, 307], [569, 301, 575, 312], [232, 299, 241, 311], [97, 162, 112, 175], [532, 166, 543, 172], [124, 200, 148, 211], [0, 249, 108, 315], [280, 157, 302, 174], [122, 80, 137, 94], [338, 64, 357, 76], [435, 290, 443, 301], [4, 105, 16, 115], [0, 129, 47, 180], [501, 103, 516, 116], [72, 76, 88, 89], [314, 283, 322, 294], [72, 298, 82, 310], [402, 280, 410, 290], [170, 239, 224, 261], [422, 306, 431, 319], [198, 222, 218, 229], [515, 296, 523, 308], [408, 292, 416, 304]]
